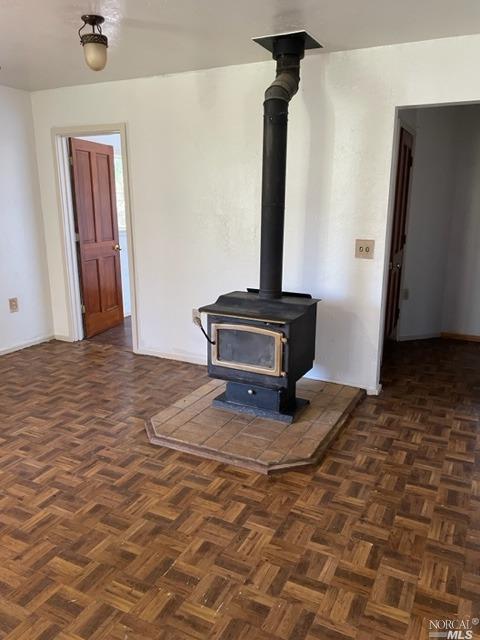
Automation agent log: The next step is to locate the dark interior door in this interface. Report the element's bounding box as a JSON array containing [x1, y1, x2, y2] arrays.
[[384, 127, 414, 341], [69, 137, 124, 338]]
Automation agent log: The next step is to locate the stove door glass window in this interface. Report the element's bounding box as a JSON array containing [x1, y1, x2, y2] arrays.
[[211, 323, 284, 376]]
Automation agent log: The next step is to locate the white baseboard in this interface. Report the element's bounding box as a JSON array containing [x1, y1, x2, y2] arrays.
[[1, 337, 378, 397], [54, 334, 74, 342], [366, 384, 382, 396], [0, 334, 54, 356], [135, 347, 207, 366], [304, 370, 370, 394], [136, 347, 376, 393]]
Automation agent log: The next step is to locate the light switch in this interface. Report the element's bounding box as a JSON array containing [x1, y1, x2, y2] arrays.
[[355, 239, 375, 259], [9, 297, 19, 313]]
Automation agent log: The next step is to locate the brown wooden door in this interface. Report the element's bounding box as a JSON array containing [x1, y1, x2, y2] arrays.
[[69, 138, 124, 338], [384, 127, 414, 341]]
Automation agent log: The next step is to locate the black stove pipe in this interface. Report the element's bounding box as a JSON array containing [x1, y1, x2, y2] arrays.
[[259, 34, 306, 299]]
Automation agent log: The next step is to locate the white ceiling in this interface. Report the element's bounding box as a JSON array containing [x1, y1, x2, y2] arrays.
[[2, 0, 480, 91]]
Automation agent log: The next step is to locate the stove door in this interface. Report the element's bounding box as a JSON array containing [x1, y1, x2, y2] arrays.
[[211, 323, 285, 377]]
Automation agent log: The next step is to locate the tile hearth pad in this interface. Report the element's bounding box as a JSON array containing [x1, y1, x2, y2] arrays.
[[145, 378, 363, 473]]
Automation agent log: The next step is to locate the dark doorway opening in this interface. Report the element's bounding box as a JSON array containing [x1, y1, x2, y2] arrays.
[[382, 103, 480, 381]]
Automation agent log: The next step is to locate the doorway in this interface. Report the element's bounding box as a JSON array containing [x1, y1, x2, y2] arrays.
[[53, 125, 136, 351], [381, 103, 480, 369]]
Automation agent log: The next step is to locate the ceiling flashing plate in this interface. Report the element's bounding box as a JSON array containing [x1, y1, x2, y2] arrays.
[[252, 30, 323, 53]]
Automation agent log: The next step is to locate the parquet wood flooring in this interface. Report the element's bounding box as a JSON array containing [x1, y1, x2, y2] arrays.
[[89, 316, 133, 350], [0, 338, 479, 639]]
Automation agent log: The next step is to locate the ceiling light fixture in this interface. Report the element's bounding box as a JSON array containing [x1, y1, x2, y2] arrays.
[[78, 15, 108, 71]]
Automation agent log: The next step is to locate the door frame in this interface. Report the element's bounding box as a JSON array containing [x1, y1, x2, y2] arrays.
[[384, 120, 416, 343], [375, 110, 417, 388], [376, 99, 480, 393], [52, 123, 138, 351], [392, 119, 416, 343]]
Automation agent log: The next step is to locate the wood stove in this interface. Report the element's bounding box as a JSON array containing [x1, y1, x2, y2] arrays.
[[199, 290, 318, 422], [196, 31, 321, 423]]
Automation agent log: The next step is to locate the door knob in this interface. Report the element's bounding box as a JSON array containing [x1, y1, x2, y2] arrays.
[[113, 244, 121, 251]]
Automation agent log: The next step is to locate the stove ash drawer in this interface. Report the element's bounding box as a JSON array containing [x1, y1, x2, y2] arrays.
[[224, 381, 285, 412]]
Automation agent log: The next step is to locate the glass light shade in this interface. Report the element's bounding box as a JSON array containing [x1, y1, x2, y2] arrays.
[[83, 41, 107, 71]]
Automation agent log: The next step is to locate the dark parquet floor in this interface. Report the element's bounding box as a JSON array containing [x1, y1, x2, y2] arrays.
[[89, 316, 133, 351], [0, 338, 478, 639]]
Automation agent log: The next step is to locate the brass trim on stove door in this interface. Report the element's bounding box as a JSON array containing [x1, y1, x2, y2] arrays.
[[211, 323, 285, 377]]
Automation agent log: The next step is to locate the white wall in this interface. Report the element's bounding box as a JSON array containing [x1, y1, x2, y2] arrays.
[[397, 107, 458, 340], [443, 105, 480, 336], [30, 34, 480, 392], [0, 85, 52, 354]]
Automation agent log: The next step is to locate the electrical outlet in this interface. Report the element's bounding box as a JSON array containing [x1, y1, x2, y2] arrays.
[[192, 308, 201, 326], [8, 297, 18, 313], [355, 239, 375, 259]]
